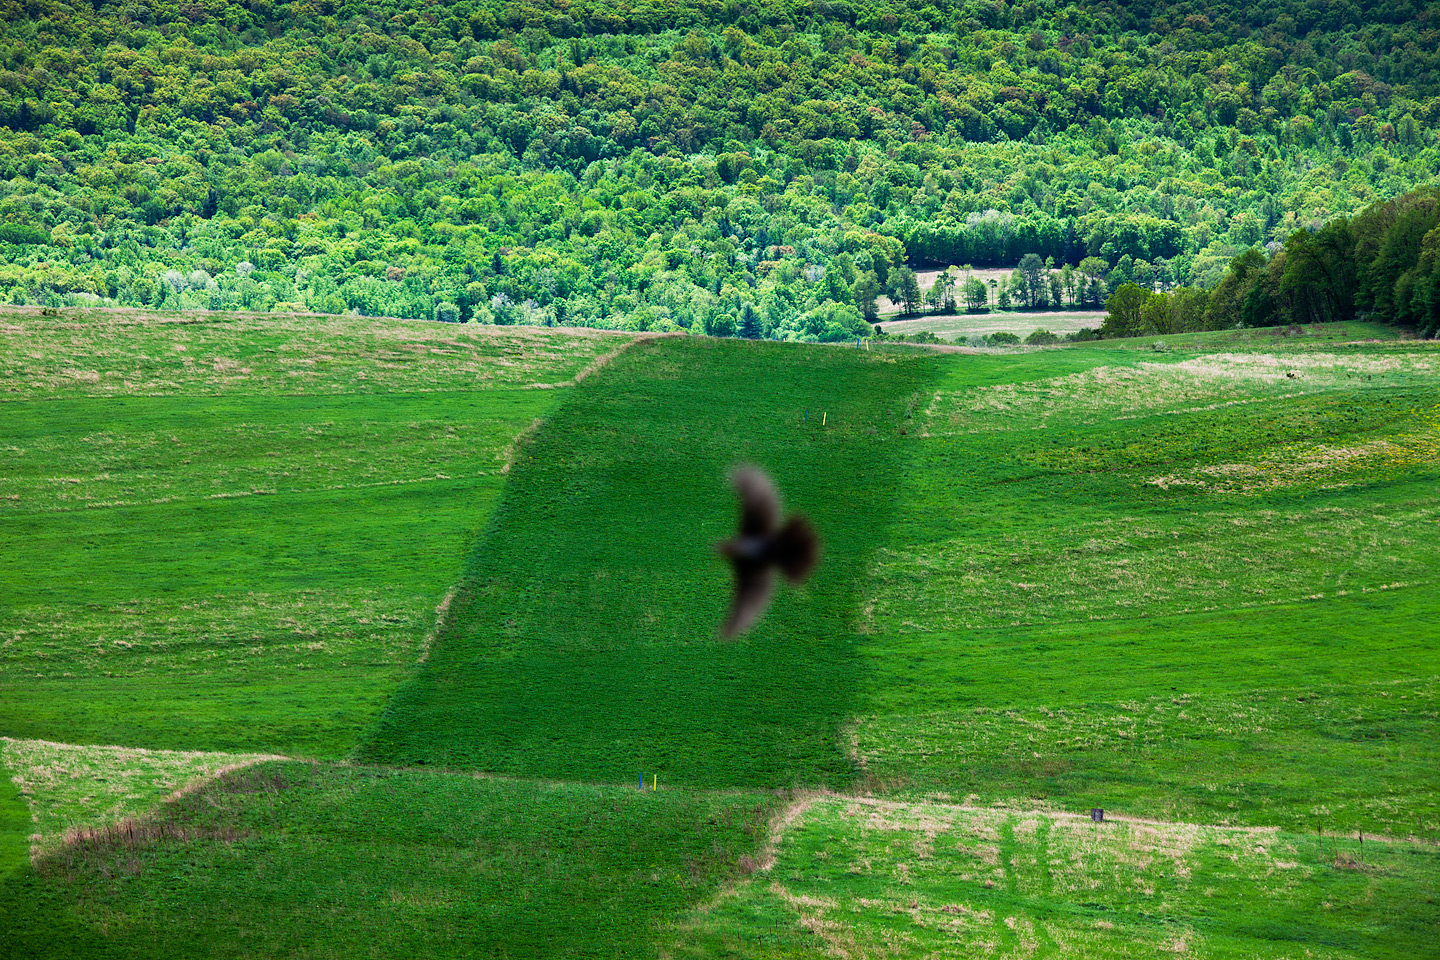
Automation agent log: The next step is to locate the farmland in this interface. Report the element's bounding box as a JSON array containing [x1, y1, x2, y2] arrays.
[[0, 309, 630, 754], [2, 311, 1438, 957], [877, 308, 1104, 341]]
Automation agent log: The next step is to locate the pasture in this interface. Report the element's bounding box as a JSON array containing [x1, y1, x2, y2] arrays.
[[673, 795, 1440, 958], [0, 309, 630, 754], [877, 265, 1019, 315], [877, 308, 1103, 340], [2, 311, 1437, 957]]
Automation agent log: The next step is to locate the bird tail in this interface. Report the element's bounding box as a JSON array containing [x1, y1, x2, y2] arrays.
[[773, 516, 820, 584]]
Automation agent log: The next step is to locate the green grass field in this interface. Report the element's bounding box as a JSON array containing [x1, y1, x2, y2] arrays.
[[0, 310, 628, 755], [2, 312, 1437, 957], [0, 758, 779, 960], [671, 795, 1440, 959]]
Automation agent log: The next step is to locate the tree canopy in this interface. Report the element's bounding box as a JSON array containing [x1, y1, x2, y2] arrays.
[[1, 0, 1438, 338], [1101, 185, 1440, 338]]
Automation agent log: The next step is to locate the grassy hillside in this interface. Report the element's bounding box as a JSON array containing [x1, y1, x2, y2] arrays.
[[359, 335, 950, 787], [2, 313, 1437, 957], [854, 329, 1440, 837], [0, 309, 628, 754], [0, 759, 778, 960]]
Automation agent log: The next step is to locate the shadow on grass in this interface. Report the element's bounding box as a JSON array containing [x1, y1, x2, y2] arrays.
[[359, 337, 949, 788]]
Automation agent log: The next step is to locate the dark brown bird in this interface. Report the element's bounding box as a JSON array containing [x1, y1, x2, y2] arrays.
[[716, 467, 821, 639]]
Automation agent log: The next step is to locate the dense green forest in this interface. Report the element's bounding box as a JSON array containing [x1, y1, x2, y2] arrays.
[[1, 0, 1439, 337], [1102, 184, 1440, 338]]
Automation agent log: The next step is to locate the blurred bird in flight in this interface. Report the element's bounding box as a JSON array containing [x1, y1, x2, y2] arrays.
[[717, 467, 821, 638]]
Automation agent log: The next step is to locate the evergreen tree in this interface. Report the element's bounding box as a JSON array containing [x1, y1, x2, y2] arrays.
[[738, 302, 761, 339]]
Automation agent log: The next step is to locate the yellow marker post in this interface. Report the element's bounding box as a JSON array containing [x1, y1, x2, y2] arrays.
[[652, 774, 657, 792], [822, 412, 827, 426]]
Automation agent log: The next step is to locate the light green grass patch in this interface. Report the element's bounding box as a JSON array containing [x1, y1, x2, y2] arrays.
[[0, 309, 630, 755], [867, 494, 1440, 630], [0, 392, 543, 511], [853, 590, 1440, 833], [855, 333, 1440, 845], [856, 677, 1440, 837], [0, 738, 281, 857], [923, 348, 1440, 436], [671, 795, 1440, 959], [2, 590, 426, 679]]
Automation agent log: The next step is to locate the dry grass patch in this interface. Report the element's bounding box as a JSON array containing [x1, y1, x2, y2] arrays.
[[0, 309, 630, 400], [924, 350, 1440, 435], [0, 738, 282, 859]]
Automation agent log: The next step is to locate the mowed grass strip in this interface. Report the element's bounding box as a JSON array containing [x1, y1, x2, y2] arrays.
[[360, 337, 950, 788], [0, 760, 780, 960], [670, 795, 1440, 959], [0, 310, 626, 756]]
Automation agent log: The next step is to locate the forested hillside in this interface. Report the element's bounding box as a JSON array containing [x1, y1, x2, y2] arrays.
[[1102, 184, 1440, 338], [1, 0, 1438, 336]]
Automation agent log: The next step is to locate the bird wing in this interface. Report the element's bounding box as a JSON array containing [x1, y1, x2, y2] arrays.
[[731, 467, 780, 536], [774, 515, 821, 585], [721, 561, 774, 639]]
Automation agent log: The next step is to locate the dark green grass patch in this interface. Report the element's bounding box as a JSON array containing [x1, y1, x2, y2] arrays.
[[0, 760, 779, 960], [0, 770, 27, 884], [359, 337, 951, 788]]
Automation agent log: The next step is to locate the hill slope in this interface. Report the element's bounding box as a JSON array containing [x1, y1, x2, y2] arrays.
[[0, 309, 628, 755], [359, 335, 949, 786], [3, 316, 1438, 957]]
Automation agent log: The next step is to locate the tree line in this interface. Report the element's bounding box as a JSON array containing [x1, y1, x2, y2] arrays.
[[1101, 185, 1440, 339]]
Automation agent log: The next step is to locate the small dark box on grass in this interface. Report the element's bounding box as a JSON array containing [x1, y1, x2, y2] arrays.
[[1090, 808, 1104, 822]]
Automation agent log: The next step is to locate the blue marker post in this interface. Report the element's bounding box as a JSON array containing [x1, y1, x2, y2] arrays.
[[804, 409, 808, 423]]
